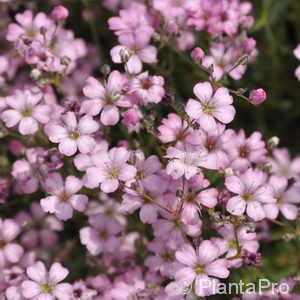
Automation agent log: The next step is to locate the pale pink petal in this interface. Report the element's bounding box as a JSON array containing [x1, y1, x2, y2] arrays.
[[185, 99, 202, 120], [62, 112, 77, 130], [100, 105, 119, 126], [77, 135, 96, 154], [175, 267, 196, 285], [225, 175, 243, 194], [58, 139, 77, 156], [26, 261, 47, 282], [246, 201, 265, 221], [139, 204, 157, 223], [70, 194, 88, 212], [280, 203, 298, 220], [226, 196, 246, 216], [101, 179, 119, 193], [198, 188, 218, 208], [49, 262, 69, 284], [48, 125, 68, 143], [199, 113, 217, 132], [118, 165, 137, 181], [65, 176, 82, 194], [213, 105, 235, 124], [263, 204, 279, 219], [1, 219, 20, 241], [1, 110, 22, 127], [21, 280, 42, 298], [40, 196, 59, 214], [138, 45, 157, 63], [175, 243, 197, 266], [55, 203, 73, 221], [77, 114, 99, 134], [205, 259, 229, 278], [197, 240, 219, 265], [193, 82, 213, 103], [83, 77, 105, 99], [3, 243, 23, 263], [53, 283, 72, 300], [31, 105, 51, 123], [80, 99, 103, 116], [126, 54, 143, 74], [19, 117, 38, 135]]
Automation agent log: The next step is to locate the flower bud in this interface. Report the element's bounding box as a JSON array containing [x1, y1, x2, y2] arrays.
[[119, 48, 131, 63], [224, 167, 234, 177], [30, 68, 42, 81], [267, 136, 280, 150], [242, 37, 256, 53], [51, 5, 69, 22], [249, 88, 267, 105], [191, 47, 204, 64], [60, 55, 71, 66], [100, 64, 111, 76], [123, 108, 140, 126]]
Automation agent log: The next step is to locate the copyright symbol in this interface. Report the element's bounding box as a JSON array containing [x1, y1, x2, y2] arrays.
[[176, 279, 193, 295]]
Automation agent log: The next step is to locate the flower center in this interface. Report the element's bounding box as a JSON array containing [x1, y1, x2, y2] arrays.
[[69, 131, 80, 139], [22, 110, 31, 117], [239, 146, 249, 158], [141, 78, 152, 90], [42, 282, 53, 294], [107, 167, 119, 179], [242, 193, 252, 202], [194, 264, 205, 274], [202, 104, 214, 115], [229, 239, 237, 249], [73, 289, 83, 298], [59, 193, 69, 203]]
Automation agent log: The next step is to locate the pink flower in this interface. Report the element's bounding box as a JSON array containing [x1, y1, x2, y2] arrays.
[[81, 71, 130, 126], [123, 108, 140, 125], [225, 168, 275, 221], [40, 173, 88, 221], [21, 261, 72, 299], [80, 213, 122, 255], [85, 147, 136, 193], [47, 112, 99, 156], [129, 71, 165, 104], [264, 175, 300, 220], [1, 88, 50, 135], [249, 88, 267, 105], [175, 240, 229, 297], [191, 47, 205, 64], [51, 5, 69, 21], [108, 3, 154, 36], [185, 82, 235, 132], [294, 44, 300, 81], [110, 30, 157, 74], [165, 142, 208, 180], [0, 218, 24, 269], [157, 113, 192, 143]]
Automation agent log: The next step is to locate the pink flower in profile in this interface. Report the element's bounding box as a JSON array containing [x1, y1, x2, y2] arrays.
[[185, 82, 235, 132], [21, 261, 72, 299], [225, 168, 275, 221], [80, 213, 122, 255], [165, 142, 208, 180], [40, 173, 88, 221], [47, 112, 99, 156], [129, 71, 165, 104], [80, 71, 130, 126], [51, 5, 69, 21], [249, 88, 267, 105], [175, 240, 229, 297], [110, 30, 157, 74], [264, 175, 300, 220], [293, 44, 300, 81], [157, 113, 192, 144], [0, 218, 24, 269], [85, 147, 136, 193], [1, 88, 50, 135]]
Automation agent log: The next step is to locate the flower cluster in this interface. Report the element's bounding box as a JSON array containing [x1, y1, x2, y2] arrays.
[[0, 1, 300, 300]]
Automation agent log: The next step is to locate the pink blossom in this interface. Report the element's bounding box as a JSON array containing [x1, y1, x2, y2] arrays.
[[175, 240, 229, 297], [81, 71, 130, 126], [85, 147, 136, 193], [80, 213, 122, 255], [21, 261, 72, 299], [128, 71, 165, 104], [157, 113, 192, 144], [47, 112, 99, 156], [165, 142, 208, 180], [185, 82, 235, 132], [0, 218, 24, 269], [123, 108, 140, 125], [108, 3, 154, 36], [264, 175, 300, 220], [1, 88, 50, 135], [40, 173, 88, 221], [225, 168, 275, 221], [110, 30, 157, 74]]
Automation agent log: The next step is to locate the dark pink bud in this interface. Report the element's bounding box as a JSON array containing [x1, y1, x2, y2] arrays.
[[242, 38, 256, 53], [191, 47, 204, 64], [249, 88, 267, 105], [117, 140, 129, 148], [51, 5, 69, 21], [123, 108, 140, 125]]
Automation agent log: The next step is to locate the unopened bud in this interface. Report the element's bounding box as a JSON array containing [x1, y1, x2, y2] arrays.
[[40, 26, 47, 35], [60, 55, 71, 66], [282, 233, 295, 242], [119, 48, 131, 63], [100, 64, 111, 76], [262, 162, 272, 172], [123, 108, 140, 126], [30, 68, 42, 81], [249, 88, 267, 105], [191, 47, 205, 64], [51, 5, 69, 22], [242, 37, 256, 53], [224, 167, 234, 177], [267, 136, 280, 150]]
